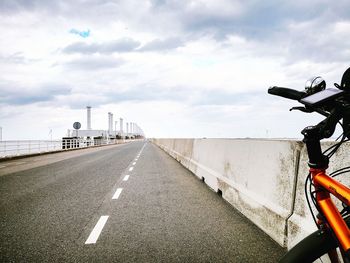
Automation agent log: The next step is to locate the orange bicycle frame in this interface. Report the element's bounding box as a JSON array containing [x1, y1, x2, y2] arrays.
[[312, 168, 350, 252]]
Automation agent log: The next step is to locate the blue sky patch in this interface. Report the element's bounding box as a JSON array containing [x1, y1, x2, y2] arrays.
[[69, 28, 90, 38]]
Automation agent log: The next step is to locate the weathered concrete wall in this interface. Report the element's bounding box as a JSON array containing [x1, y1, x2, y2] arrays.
[[152, 138, 350, 249]]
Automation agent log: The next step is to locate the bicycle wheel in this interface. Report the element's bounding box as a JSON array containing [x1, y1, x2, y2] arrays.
[[279, 227, 340, 262]]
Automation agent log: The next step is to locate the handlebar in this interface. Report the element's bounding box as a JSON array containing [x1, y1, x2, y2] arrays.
[[268, 67, 350, 160], [268, 84, 350, 140], [268, 86, 306, 101]]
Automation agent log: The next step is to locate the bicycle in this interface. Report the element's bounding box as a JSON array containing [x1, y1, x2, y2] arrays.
[[268, 67, 350, 262]]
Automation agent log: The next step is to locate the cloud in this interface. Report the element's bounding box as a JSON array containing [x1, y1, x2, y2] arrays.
[[62, 42, 99, 54], [51, 92, 109, 109], [149, 0, 350, 41], [82, 84, 261, 108], [11, 83, 259, 110], [283, 20, 350, 63], [0, 83, 72, 106], [146, 0, 350, 65], [61, 56, 125, 71], [63, 38, 141, 54], [69, 28, 90, 38], [138, 37, 185, 51], [63, 37, 184, 55], [1, 0, 350, 140], [0, 0, 46, 13], [0, 52, 27, 64]]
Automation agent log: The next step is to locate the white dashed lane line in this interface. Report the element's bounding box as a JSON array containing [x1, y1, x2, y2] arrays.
[[85, 216, 109, 244], [112, 188, 123, 200], [83, 144, 146, 245]]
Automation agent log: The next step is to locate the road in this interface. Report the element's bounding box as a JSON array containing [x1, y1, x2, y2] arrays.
[[0, 141, 285, 262]]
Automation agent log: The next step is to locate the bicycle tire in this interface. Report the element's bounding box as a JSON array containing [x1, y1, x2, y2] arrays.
[[279, 228, 339, 262]]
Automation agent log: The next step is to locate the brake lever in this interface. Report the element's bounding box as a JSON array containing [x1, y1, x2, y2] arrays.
[[289, 106, 313, 113]]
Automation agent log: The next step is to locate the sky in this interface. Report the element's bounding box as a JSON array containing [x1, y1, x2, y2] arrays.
[[0, 0, 350, 140]]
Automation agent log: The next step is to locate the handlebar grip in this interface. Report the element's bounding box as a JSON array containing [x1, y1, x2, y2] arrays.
[[268, 86, 306, 101]]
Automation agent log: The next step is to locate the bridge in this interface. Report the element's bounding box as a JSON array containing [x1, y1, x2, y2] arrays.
[[0, 140, 287, 262]]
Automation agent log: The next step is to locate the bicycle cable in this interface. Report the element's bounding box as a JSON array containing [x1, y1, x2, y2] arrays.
[[331, 166, 350, 178], [305, 172, 318, 226]]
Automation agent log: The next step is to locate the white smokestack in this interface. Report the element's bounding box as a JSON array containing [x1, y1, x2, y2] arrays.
[[108, 112, 113, 135], [111, 113, 113, 134], [120, 118, 123, 136], [87, 106, 92, 130]]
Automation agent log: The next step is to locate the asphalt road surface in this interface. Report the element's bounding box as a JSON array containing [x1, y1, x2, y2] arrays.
[[0, 141, 285, 262]]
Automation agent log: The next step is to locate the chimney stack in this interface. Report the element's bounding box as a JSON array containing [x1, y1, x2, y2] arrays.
[[120, 118, 123, 137], [108, 112, 113, 135], [87, 106, 92, 130]]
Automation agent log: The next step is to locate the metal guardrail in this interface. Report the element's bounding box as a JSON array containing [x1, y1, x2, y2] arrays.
[[0, 138, 126, 158]]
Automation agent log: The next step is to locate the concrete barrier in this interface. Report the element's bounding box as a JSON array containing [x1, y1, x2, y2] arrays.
[[152, 138, 350, 249]]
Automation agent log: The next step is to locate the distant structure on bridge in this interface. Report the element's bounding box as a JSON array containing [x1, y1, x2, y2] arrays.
[[65, 106, 144, 140]]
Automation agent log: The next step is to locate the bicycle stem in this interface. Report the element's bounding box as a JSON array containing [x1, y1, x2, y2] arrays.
[[302, 126, 329, 169]]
